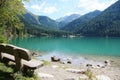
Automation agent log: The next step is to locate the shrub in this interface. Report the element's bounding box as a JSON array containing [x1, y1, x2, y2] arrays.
[[0, 35, 7, 43]]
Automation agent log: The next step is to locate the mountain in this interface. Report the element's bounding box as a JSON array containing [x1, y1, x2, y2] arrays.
[[21, 11, 70, 36], [21, 12, 50, 36], [56, 14, 81, 28], [56, 14, 81, 22], [22, 11, 59, 30], [61, 10, 101, 32], [21, 11, 41, 29], [76, 0, 120, 37], [38, 16, 59, 30]]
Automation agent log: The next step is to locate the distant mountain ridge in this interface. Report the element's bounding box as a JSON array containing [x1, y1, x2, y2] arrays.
[[56, 14, 81, 28], [61, 10, 101, 32], [56, 14, 81, 23]]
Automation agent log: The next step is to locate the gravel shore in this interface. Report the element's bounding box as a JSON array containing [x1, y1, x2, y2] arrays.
[[35, 54, 120, 80]]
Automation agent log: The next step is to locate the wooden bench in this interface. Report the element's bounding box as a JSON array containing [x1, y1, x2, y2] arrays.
[[0, 43, 43, 73]]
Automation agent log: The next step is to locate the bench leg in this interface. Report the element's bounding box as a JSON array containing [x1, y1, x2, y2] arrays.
[[0, 52, 1, 61], [16, 58, 22, 71], [15, 53, 22, 71]]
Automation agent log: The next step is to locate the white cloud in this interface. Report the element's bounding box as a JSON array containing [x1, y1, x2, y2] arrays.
[[30, 2, 58, 14], [77, 0, 118, 14], [31, 5, 41, 10], [42, 6, 58, 14], [31, 2, 46, 10]]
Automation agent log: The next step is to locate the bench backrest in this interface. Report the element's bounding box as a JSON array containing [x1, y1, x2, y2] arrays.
[[0, 44, 6, 52], [0, 44, 32, 61], [6, 44, 16, 55], [14, 48, 32, 60]]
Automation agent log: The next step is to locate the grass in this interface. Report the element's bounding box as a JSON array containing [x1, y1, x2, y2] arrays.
[[41, 60, 51, 66], [84, 69, 97, 80], [0, 62, 39, 80], [0, 62, 14, 80], [13, 73, 38, 80]]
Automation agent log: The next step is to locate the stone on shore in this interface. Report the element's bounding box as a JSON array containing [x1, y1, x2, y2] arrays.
[[51, 56, 60, 62], [86, 64, 92, 67], [37, 72, 54, 78], [96, 75, 111, 80], [104, 60, 111, 66], [65, 68, 85, 73]]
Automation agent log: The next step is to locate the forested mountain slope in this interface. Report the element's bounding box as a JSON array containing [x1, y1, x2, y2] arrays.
[[76, 0, 120, 37]]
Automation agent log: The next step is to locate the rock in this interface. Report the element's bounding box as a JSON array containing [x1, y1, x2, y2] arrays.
[[96, 75, 111, 80], [67, 60, 72, 64], [31, 52, 37, 56], [67, 61, 71, 64], [65, 68, 85, 74], [86, 64, 92, 67], [64, 78, 75, 80], [92, 65, 100, 69], [51, 56, 60, 62], [38, 73, 54, 78], [97, 65, 101, 67], [104, 60, 110, 66]]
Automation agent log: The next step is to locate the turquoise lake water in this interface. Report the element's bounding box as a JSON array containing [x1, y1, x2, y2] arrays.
[[10, 37, 120, 56]]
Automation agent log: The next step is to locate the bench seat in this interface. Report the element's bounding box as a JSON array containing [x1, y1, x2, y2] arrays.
[[1, 53, 43, 70], [22, 59, 43, 70], [1, 53, 15, 61]]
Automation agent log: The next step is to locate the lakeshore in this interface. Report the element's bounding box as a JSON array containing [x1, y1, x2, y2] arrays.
[[34, 53, 120, 80]]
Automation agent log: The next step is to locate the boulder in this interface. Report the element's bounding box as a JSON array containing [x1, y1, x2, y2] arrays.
[[67, 59, 72, 64], [51, 56, 60, 62], [104, 60, 110, 66], [67, 60, 72, 64]]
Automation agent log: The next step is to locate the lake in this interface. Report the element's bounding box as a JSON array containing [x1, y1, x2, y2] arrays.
[[10, 37, 120, 57]]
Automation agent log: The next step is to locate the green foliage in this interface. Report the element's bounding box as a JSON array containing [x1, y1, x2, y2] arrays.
[[0, 35, 7, 43], [0, 0, 25, 40], [0, 0, 25, 28], [0, 63, 13, 72], [0, 28, 7, 43], [14, 73, 38, 80], [0, 62, 39, 80]]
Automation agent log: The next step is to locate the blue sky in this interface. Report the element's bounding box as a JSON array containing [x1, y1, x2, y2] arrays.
[[23, 0, 118, 20]]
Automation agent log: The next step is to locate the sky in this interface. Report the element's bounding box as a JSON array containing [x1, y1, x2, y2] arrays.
[[23, 0, 118, 20]]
